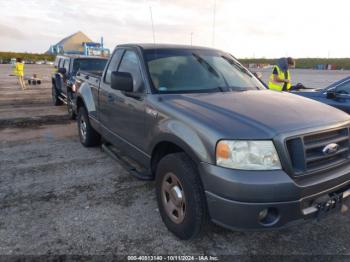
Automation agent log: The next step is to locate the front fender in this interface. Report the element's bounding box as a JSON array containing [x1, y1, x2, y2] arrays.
[[53, 74, 63, 91], [149, 119, 213, 164], [77, 82, 97, 117]]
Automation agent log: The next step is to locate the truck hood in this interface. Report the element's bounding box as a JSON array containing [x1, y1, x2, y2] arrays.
[[292, 88, 324, 99], [160, 90, 349, 139]]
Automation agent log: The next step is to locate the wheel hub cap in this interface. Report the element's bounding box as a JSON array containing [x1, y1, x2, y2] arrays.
[[80, 118, 87, 140], [161, 173, 186, 224]]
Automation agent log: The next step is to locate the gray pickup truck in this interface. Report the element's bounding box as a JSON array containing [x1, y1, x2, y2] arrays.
[[75, 44, 350, 239]]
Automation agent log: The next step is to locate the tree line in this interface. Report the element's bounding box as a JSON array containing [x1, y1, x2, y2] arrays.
[[0, 52, 55, 62], [239, 58, 350, 70], [1, 52, 350, 69]]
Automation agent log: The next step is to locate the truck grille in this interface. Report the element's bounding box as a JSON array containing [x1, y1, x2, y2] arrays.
[[286, 127, 350, 176]]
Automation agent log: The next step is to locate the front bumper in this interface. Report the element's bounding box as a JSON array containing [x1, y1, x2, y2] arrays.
[[199, 162, 350, 230]]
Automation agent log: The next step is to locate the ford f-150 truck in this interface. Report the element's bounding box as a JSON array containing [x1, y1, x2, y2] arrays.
[[75, 44, 350, 240], [52, 55, 108, 119]]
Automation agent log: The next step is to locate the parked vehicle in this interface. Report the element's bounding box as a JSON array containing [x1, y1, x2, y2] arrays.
[[52, 55, 108, 119], [75, 44, 350, 239], [292, 76, 350, 114]]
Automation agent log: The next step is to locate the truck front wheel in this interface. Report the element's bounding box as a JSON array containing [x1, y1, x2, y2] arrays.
[[52, 86, 63, 106], [156, 153, 208, 240], [67, 91, 76, 120], [77, 107, 100, 147]]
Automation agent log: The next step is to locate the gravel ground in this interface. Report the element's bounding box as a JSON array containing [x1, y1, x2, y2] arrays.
[[2, 124, 350, 256], [1, 65, 350, 257]]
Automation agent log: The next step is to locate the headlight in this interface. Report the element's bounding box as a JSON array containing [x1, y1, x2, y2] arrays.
[[216, 140, 281, 170]]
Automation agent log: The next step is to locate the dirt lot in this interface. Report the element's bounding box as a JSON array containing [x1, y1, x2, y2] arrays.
[[1, 65, 350, 257]]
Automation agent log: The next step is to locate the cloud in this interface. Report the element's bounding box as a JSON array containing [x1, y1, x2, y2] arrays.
[[0, 0, 349, 57], [0, 24, 27, 40], [245, 25, 284, 38]]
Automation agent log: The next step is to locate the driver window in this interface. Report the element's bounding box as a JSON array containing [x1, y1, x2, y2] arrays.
[[336, 81, 350, 95], [118, 50, 144, 93], [104, 49, 124, 84], [58, 59, 63, 68], [63, 59, 70, 73]]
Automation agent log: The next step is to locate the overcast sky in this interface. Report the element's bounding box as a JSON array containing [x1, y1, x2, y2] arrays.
[[0, 0, 349, 58]]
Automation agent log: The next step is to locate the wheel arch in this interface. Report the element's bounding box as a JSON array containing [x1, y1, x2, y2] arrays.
[[76, 95, 86, 112], [150, 137, 202, 178], [76, 82, 97, 115]]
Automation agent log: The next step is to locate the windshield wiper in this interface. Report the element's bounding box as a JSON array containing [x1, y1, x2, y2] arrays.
[[227, 86, 248, 92], [212, 86, 230, 92]]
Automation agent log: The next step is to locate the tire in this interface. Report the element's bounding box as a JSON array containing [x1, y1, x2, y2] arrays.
[[77, 107, 100, 147], [156, 152, 208, 240], [67, 92, 76, 120], [52, 86, 63, 106]]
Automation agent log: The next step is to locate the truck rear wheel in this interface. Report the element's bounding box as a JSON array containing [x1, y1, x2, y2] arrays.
[[155, 152, 208, 240], [77, 107, 100, 147]]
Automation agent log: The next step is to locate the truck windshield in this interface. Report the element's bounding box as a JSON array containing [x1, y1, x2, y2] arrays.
[[144, 49, 265, 93], [72, 59, 107, 75]]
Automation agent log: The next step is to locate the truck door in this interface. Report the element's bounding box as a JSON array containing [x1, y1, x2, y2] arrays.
[[99, 48, 124, 126], [61, 58, 70, 95], [99, 48, 147, 154], [54, 58, 66, 92]]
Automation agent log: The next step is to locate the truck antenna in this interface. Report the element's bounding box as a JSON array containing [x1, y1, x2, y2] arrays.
[[212, 0, 216, 47], [149, 6, 156, 44]]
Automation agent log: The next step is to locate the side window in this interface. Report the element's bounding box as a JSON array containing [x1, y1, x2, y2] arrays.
[[336, 81, 350, 95], [58, 58, 63, 68], [54, 57, 60, 68], [63, 59, 70, 72], [104, 49, 124, 84], [118, 50, 144, 93]]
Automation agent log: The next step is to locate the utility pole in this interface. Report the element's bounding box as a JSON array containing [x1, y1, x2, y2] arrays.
[[212, 0, 216, 47], [149, 6, 156, 44], [190, 32, 194, 46]]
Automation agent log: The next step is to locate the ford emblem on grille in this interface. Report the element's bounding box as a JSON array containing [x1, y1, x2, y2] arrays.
[[322, 143, 340, 155]]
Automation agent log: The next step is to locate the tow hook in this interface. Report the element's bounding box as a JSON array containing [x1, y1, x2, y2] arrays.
[[316, 193, 344, 221]]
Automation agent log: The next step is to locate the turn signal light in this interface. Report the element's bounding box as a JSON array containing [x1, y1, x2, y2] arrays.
[[216, 141, 230, 160]]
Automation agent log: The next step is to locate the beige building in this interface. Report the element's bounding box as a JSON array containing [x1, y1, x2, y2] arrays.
[[48, 31, 93, 55]]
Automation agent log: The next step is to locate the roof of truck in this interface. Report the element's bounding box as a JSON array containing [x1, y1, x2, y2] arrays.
[[117, 43, 220, 51], [56, 55, 108, 60]]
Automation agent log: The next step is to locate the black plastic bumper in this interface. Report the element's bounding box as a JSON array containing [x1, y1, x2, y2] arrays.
[[199, 162, 350, 230]]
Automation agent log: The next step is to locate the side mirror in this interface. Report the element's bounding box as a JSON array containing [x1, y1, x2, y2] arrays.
[[111, 71, 133, 92], [326, 90, 337, 99], [58, 67, 66, 75]]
